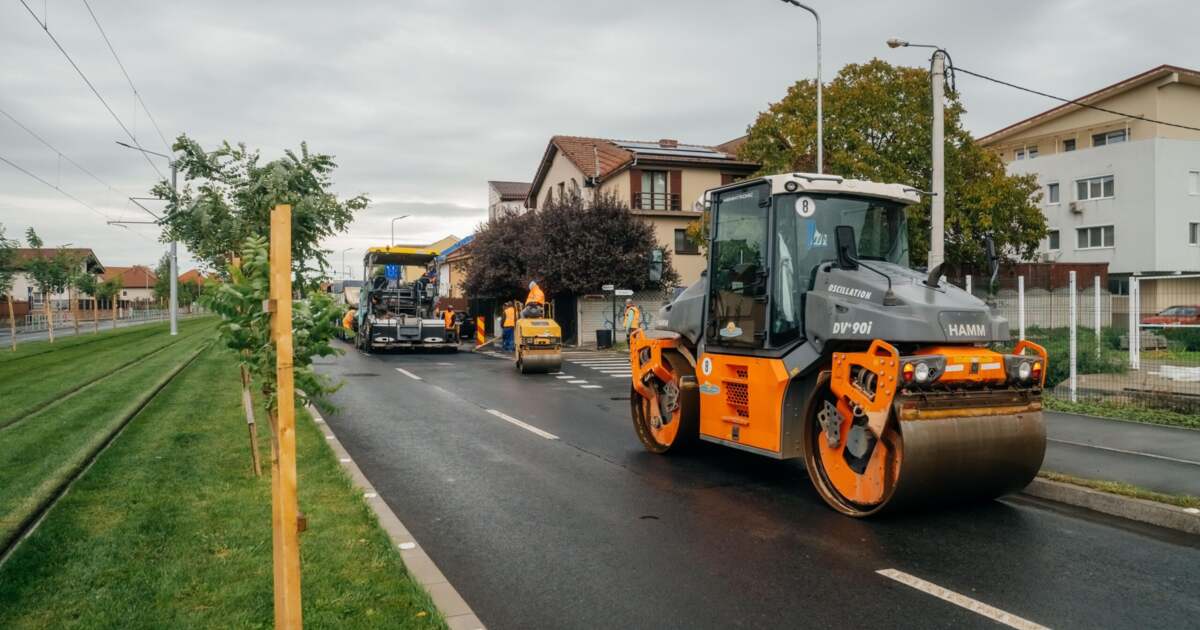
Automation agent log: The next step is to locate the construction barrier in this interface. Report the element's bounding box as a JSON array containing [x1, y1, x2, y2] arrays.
[[475, 315, 486, 346]]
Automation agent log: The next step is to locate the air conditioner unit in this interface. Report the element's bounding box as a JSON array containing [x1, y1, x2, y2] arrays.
[[1069, 201, 1083, 214]]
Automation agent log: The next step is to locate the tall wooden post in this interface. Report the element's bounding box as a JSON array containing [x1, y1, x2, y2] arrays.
[[269, 204, 302, 628]]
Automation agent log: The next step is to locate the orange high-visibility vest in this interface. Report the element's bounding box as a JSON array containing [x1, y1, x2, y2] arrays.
[[503, 306, 516, 327], [443, 310, 455, 328], [526, 282, 545, 305]]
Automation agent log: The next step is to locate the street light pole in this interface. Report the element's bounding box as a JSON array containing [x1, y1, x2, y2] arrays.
[[116, 140, 179, 335], [781, 1, 822, 174], [390, 215, 409, 247], [341, 247, 354, 280], [887, 39, 947, 270]]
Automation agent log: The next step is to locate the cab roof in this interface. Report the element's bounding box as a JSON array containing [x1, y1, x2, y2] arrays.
[[707, 173, 922, 206], [365, 246, 440, 266]]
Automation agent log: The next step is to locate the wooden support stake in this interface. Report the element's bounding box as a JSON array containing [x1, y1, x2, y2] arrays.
[[269, 204, 302, 629], [6, 294, 14, 351]]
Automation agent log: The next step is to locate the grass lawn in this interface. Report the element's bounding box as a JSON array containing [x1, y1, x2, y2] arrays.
[[0, 316, 198, 364], [1040, 471, 1200, 509], [0, 317, 216, 426], [0, 343, 443, 629], [1045, 397, 1200, 430]]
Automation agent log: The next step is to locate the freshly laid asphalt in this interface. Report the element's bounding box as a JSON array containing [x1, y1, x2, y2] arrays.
[[316, 345, 1200, 630]]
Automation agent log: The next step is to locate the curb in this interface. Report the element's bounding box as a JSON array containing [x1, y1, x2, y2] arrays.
[[1022, 478, 1200, 535], [306, 404, 486, 630]]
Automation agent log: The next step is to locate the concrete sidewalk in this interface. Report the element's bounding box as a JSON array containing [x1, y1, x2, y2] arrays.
[[1043, 411, 1200, 497]]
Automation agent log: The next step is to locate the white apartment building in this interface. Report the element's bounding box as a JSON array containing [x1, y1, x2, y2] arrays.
[[979, 65, 1200, 293]]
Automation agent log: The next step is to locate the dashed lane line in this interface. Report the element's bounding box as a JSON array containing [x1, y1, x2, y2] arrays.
[[395, 367, 422, 380], [581, 385, 602, 389], [486, 409, 559, 440], [568, 380, 588, 384], [876, 569, 1049, 630]]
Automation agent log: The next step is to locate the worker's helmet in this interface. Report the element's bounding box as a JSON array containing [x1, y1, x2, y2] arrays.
[[625, 298, 633, 305]]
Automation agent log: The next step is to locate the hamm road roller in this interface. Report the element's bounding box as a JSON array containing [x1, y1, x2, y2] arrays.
[[514, 302, 564, 374], [629, 173, 1047, 516]]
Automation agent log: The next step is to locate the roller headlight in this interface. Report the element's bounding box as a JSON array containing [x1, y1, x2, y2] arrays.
[[914, 362, 932, 383], [1017, 361, 1032, 381]]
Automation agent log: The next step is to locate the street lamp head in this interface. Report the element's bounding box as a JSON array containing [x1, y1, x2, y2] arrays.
[[886, 38, 908, 48]]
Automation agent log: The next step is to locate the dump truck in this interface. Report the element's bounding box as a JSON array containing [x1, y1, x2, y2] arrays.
[[628, 173, 1047, 517], [354, 246, 457, 352]]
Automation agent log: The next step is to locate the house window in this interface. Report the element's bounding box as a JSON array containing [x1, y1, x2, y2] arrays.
[[1047, 182, 1060, 204], [1063, 138, 1076, 152], [1027, 146, 1039, 159], [1189, 170, 1199, 195], [674, 229, 699, 255], [1076, 225, 1115, 249], [570, 178, 580, 196], [1092, 129, 1126, 147], [1015, 149, 1025, 160], [1109, 276, 1129, 295], [639, 170, 668, 210], [1048, 230, 1060, 250], [1190, 222, 1200, 246], [544, 189, 553, 207], [1076, 175, 1115, 201], [557, 182, 565, 200]]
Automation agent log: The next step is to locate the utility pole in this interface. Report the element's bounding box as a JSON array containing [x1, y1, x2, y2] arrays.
[[115, 140, 179, 335], [886, 39, 948, 269], [390, 215, 409, 247], [781, 1, 823, 173]]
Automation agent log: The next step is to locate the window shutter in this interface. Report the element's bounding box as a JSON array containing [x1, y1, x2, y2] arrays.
[[629, 168, 642, 208], [669, 170, 682, 210]]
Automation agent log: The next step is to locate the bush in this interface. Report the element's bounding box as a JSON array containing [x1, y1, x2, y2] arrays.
[[1024, 326, 1127, 388], [1160, 328, 1200, 352]]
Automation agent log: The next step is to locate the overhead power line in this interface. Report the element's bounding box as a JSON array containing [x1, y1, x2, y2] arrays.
[[0, 105, 125, 197], [17, 0, 166, 180], [81, 0, 172, 152], [0, 151, 109, 220], [956, 66, 1200, 134]]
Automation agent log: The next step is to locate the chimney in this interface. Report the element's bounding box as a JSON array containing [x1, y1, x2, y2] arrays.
[[658, 138, 679, 148]]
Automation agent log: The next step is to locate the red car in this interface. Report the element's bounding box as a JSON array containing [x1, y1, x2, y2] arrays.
[[1142, 305, 1200, 326]]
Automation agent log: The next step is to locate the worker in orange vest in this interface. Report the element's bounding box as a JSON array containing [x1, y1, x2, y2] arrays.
[[522, 280, 546, 318], [501, 301, 516, 351], [622, 298, 642, 341], [443, 304, 457, 340]]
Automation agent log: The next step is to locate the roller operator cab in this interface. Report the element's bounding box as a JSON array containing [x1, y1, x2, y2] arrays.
[[355, 247, 458, 353], [628, 173, 1048, 517]]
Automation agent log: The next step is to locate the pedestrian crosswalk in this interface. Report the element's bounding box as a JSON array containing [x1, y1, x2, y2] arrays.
[[562, 351, 632, 379]]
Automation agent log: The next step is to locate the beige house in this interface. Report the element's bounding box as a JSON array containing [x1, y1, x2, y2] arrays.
[[487, 181, 531, 221], [978, 64, 1200, 307], [526, 135, 759, 288], [4, 248, 104, 322]]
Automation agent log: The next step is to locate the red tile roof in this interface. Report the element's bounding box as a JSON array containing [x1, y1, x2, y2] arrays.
[[101, 265, 157, 289], [488, 181, 532, 201], [178, 269, 209, 285], [11, 248, 103, 272]]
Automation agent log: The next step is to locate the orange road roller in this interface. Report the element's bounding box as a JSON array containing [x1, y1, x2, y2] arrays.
[[629, 173, 1047, 517]]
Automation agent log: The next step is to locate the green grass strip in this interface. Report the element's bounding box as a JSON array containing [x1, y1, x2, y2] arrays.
[[0, 315, 214, 364], [0, 345, 444, 628], [0, 333, 213, 551], [1045, 397, 1200, 430], [0, 319, 216, 427], [1039, 471, 1200, 509]]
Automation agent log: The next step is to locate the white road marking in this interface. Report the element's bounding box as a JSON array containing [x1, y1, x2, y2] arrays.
[[876, 569, 1048, 630], [573, 361, 630, 367], [581, 385, 602, 389], [568, 380, 588, 384], [609, 373, 632, 378], [555, 375, 574, 379], [486, 409, 559, 440], [1048, 438, 1200, 467], [595, 368, 631, 373], [398, 542, 417, 550], [395, 367, 422, 380]]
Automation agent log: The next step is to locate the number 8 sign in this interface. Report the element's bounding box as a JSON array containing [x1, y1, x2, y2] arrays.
[[795, 196, 816, 217]]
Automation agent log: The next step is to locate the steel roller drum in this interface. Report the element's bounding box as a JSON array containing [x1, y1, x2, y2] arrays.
[[518, 351, 563, 374]]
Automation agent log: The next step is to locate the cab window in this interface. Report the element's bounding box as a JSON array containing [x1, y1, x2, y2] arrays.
[[707, 183, 770, 348]]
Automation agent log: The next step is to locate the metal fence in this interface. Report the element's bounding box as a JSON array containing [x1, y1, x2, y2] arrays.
[[18, 305, 206, 334], [962, 272, 1200, 413]]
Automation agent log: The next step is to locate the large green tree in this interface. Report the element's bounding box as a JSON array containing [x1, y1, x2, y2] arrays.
[[156, 135, 368, 290], [464, 192, 677, 299], [739, 59, 1045, 271], [23, 229, 72, 343]]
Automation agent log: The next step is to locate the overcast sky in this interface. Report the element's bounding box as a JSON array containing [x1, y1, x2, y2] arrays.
[[2, 0, 1197, 275]]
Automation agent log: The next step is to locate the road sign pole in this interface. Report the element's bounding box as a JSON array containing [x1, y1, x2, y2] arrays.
[[269, 204, 302, 629]]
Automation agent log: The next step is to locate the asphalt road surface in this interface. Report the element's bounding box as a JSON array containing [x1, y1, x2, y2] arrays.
[[316, 345, 1200, 630]]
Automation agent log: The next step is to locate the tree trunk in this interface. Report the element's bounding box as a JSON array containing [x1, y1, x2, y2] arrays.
[[45, 297, 54, 343], [241, 364, 263, 477], [7, 294, 15, 351], [71, 288, 80, 337]]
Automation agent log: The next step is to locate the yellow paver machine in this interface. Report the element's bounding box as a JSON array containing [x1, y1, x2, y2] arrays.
[[629, 174, 1047, 516]]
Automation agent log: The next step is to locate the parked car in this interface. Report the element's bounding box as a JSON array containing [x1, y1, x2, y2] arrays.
[[1141, 305, 1200, 326]]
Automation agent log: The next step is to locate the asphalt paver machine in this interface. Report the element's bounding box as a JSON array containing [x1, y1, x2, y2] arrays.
[[355, 246, 457, 352], [629, 173, 1047, 516]]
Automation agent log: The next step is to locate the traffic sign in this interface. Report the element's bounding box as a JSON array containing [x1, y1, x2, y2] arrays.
[[615, 289, 633, 296], [602, 284, 615, 291]]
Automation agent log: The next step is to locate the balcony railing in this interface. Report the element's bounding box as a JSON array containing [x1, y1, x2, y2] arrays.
[[632, 192, 681, 211]]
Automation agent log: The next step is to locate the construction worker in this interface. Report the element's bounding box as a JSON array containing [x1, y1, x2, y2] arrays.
[[501, 301, 516, 352], [525, 280, 545, 306], [622, 298, 641, 341], [342, 307, 357, 334], [443, 304, 457, 341]]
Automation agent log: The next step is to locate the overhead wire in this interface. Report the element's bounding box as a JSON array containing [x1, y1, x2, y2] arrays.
[[0, 151, 110, 220], [0, 105, 126, 197], [81, 0, 172, 152], [955, 66, 1200, 133], [16, 0, 167, 180]]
